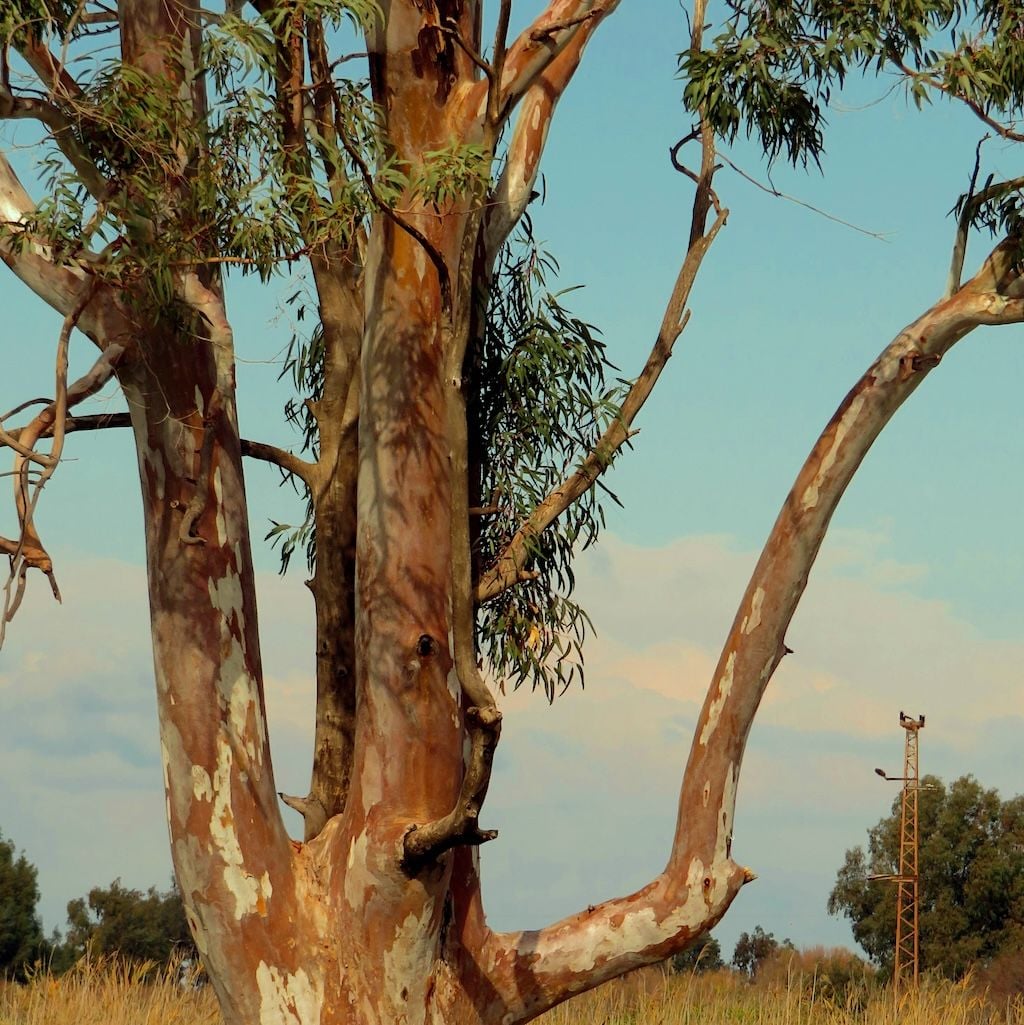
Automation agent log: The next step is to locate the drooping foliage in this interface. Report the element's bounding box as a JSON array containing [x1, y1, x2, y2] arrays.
[[4, 0, 626, 698], [681, 0, 1024, 238]]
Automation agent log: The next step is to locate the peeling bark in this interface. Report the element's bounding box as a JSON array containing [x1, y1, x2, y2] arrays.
[[6, 4, 1024, 1025]]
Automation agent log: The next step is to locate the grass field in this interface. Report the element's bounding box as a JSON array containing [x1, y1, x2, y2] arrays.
[[1, 957, 1021, 1025]]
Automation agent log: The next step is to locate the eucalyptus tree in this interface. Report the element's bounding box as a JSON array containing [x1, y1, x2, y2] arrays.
[[3, 1, 1024, 1024]]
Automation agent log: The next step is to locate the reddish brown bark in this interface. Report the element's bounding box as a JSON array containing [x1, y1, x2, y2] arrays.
[[5, 3, 1024, 1025]]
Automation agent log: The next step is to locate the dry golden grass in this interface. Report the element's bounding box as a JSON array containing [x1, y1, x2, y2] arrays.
[[0, 958, 219, 1025], [537, 967, 1024, 1025], [1, 958, 1021, 1025]]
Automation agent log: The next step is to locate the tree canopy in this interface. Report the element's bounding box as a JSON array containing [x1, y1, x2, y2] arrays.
[[0, 831, 45, 980], [828, 775, 1024, 978], [731, 926, 793, 978], [56, 879, 196, 971]]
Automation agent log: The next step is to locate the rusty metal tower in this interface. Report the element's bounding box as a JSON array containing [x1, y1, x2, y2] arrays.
[[871, 711, 925, 1000]]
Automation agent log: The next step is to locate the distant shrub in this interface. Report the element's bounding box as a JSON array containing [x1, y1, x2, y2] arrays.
[[756, 945, 877, 1009]]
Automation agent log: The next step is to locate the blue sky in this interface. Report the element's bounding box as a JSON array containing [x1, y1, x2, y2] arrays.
[[1, 0, 1023, 964]]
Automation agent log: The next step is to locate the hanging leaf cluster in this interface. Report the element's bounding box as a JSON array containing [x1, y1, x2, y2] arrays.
[[474, 215, 627, 701], [681, 0, 1024, 177]]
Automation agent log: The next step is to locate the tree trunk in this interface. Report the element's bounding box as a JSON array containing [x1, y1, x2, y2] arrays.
[[6, 3, 1024, 1025]]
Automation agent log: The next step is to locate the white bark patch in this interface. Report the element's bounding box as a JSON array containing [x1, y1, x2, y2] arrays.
[[160, 740, 172, 824], [213, 466, 228, 546], [160, 721, 192, 826], [209, 738, 268, 919], [534, 864, 710, 975], [192, 765, 213, 802], [715, 762, 738, 867], [208, 568, 245, 631], [359, 746, 383, 808], [699, 652, 735, 746], [194, 386, 205, 417], [229, 673, 261, 765], [382, 902, 436, 1022], [801, 394, 865, 510], [256, 962, 324, 1025], [139, 445, 167, 503], [741, 588, 764, 635], [344, 830, 371, 910]]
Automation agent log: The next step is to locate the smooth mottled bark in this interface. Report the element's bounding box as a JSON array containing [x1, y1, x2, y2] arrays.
[[4, 3, 1024, 1025]]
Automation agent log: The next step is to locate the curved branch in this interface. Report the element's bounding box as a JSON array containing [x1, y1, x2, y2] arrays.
[[0, 91, 110, 201], [468, 237, 1024, 1025]]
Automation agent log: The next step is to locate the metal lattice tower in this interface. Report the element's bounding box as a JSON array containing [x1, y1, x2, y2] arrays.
[[870, 711, 926, 1002], [894, 712, 924, 996]]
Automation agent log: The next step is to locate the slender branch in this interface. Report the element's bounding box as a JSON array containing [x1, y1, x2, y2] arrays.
[[441, 18, 494, 81], [334, 120, 452, 313], [895, 60, 1024, 143], [714, 149, 889, 240], [488, 0, 514, 124], [240, 438, 314, 480], [4, 410, 312, 478], [478, 123, 728, 603]]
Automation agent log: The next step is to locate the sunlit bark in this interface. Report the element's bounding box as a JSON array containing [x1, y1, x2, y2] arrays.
[[4, 3, 1024, 1024]]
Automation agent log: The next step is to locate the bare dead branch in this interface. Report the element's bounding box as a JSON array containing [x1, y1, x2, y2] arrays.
[[1, 280, 97, 643], [715, 150, 889, 240]]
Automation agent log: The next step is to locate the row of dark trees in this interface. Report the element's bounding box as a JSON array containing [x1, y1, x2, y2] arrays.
[[0, 831, 195, 979], [671, 926, 794, 977]]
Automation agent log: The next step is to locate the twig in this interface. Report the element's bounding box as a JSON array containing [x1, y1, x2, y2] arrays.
[[716, 150, 890, 240], [334, 121, 453, 314], [946, 170, 1024, 299]]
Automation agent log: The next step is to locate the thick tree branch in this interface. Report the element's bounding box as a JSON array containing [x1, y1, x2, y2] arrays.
[[483, 7, 615, 260], [496, 0, 620, 120], [468, 236, 1024, 1025]]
